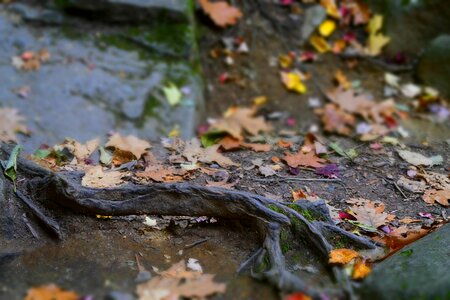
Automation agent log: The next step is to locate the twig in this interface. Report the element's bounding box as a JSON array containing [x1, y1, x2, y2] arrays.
[[184, 238, 209, 249]]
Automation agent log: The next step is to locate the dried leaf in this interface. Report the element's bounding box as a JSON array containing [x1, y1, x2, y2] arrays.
[[241, 142, 271, 152], [211, 107, 270, 139], [61, 138, 100, 163], [137, 168, 187, 183], [218, 136, 242, 150], [200, 144, 239, 167], [259, 165, 276, 177], [0, 108, 29, 142], [329, 248, 359, 264], [315, 103, 356, 136], [422, 189, 449, 207], [351, 202, 388, 228], [106, 133, 151, 159], [24, 284, 79, 300], [81, 165, 124, 188], [198, 0, 243, 27], [281, 72, 308, 94], [283, 150, 326, 168], [397, 150, 443, 167]]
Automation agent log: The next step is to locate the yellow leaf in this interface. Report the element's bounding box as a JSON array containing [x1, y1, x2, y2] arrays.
[[279, 54, 293, 68], [253, 96, 268, 106], [281, 72, 307, 94], [319, 20, 336, 37], [368, 34, 390, 56], [320, 0, 340, 19], [310, 35, 330, 53], [366, 15, 390, 56], [329, 248, 360, 264], [352, 259, 371, 279], [367, 15, 384, 35]]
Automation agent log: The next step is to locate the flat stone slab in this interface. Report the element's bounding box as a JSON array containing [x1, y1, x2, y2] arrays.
[[359, 224, 450, 300], [0, 3, 203, 152]]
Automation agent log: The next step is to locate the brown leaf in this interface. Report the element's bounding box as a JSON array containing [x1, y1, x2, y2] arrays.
[[200, 144, 239, 168], [176, 273, 226, 298], [352, 259, 371, 280], [377, 225, 431, 253], [351, 202, 388, 228], [24, 284, 79, 300], [106, 133, 151, 159], [315, 103, 356, 136], [422, 189, 450, 207], [211, 107, 270, 140], [136, 168, 187, 183], [326, 87, 373, 115], [81, 165, 124, 188], [241, 142, 271, 152], [61, 138, 100, 163], [0, 108, 29, 142], [218, 136, 242, 150], [198, 0, 243, 27], [283, 150, 326, 168]]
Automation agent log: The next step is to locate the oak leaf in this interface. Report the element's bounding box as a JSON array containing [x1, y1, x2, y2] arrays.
[[211, 107, 270, 140], [106, 133, 151, 160], [351, 202, 388, 228], [0, 108, 29, 142], [198, 0, 243, 27], [283, 150, 326, 168]]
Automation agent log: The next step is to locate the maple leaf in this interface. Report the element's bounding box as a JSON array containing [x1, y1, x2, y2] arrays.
[[315, 103, 356, 136], [198, 0, 243, 27], [0, 108, 29, 142], [60, 138, 99, 163], [283, 150, 326, 168], [81, 165, 124, 188], [106, 133, 151, 160], [24, 284, 79, 300], [211, 107, 270, 140], [351, 202, 388, 228], [329, 248, 360, 264]]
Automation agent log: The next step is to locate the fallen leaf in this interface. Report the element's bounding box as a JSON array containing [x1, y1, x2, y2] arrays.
[[281, 72, 307, 94], [0, 108, 29, 142], [397, 150, 443, 167], [351, 201, 389, 228], [137, 167, 187, 183], [241, 142, 271, 152], [329, 249, 359, 264], [81, 165, 124, 188], [310, 35, 330, 53], [396, 176, 427, 193], [61, 138, 99, 163], [352, 259, 371, 279], [315, 103, 356, 136], [200, 144, 239, 167], [24, 284, 79, 300], [320, 0, 340, 19], [163, 82, 182, 106], [2, 144, 22, 190], [259, 165, 276, 177], [218, 136, 242, 150], [366, 15, 390, 56], [283, 150, 326, 169], [285, 292, 312, 300], [422, 189, 449, 206], [211, 107, 270, 139], [334, 70, 351, 90], [198, 0, 243, 27], [106, 133, 151, 160], [319, 19, 336, 37]]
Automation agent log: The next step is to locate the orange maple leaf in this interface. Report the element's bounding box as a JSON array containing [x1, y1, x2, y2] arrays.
[[329, 248, 360, 264]]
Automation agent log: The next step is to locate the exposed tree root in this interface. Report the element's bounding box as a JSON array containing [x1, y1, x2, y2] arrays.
[[0, 144, 380, 298]]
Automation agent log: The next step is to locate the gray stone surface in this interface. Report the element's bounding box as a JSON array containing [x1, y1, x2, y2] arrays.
[[62, 0, 190, 23], [359, 224, 450, 300], [300, 5, 326, 42], [417, 35, 450, 98], [367, 0, 450, 55], [0, 3, 203, 152]]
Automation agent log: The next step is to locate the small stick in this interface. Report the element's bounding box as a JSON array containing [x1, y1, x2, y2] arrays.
[[184, 238, 209, 249], [392, 181, 408, 199]]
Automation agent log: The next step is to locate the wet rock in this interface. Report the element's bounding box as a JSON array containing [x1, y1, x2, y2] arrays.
[[300, 5, 326, 42], [367, 0, 450, 55], [62, 0, 190, 23], [0, 4, 203, 152], [359, 224, 450, 300], [417, 35, 450, 98], [8, 3, 64, 25]]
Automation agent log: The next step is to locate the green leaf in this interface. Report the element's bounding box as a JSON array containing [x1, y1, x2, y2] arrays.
[[200, 130, 227, 147], [162, 82, 182, 106], [33, 148, 51, 159], [400, 249, 413, 257], [329, 142, 358, 159], [99, 146, 113, 165], [2, 145, 22, 191], [348, 220, 378, 233]]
